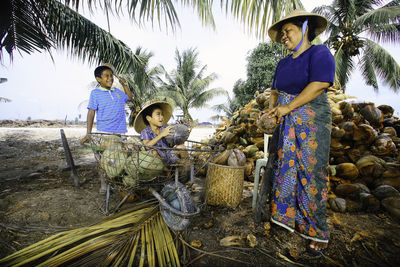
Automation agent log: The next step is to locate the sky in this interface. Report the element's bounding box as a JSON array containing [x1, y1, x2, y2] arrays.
[[1, 0, 399, 124]]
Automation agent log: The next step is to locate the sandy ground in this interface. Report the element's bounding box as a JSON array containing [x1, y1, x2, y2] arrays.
[[0, 126, 216, 142], [1, 126, 400, 266]]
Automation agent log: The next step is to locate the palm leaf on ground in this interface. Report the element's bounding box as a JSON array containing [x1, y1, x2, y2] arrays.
[[0, 201, 180, 267]]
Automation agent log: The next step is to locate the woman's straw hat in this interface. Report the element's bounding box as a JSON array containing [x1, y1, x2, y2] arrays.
[[133, 100, 173, 133], [268, 10, 328, 42]]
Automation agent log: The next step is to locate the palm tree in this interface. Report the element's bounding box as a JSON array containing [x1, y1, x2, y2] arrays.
[[158, 48, 227, 124], [0, 97, 11, 103], [313, 0, 400, 92], [210, 94, 239, 121], [1, 0, 305, 70], [123, 47, 164, 125]]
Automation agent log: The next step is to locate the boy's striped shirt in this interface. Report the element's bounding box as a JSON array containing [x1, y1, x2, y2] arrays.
[[87, 87, 129, 133]]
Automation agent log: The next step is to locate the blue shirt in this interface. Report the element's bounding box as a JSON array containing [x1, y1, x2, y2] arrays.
[[87, 87, 129, 133], [272, 45, 335, 95], [140, 126, 179, 165]]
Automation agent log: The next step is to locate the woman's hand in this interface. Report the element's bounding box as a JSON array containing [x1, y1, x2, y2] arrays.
[[266, 104, 292, 123], [258, 108, 270, 119], [159, 126, 174, 137]]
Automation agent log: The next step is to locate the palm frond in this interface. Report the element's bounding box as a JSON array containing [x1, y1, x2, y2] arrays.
[[47, 0, 144, 74], [0, 202, 180, 267], [190, 88, 226, 108], [64, 0, 215, 31], [363, 39, 400, 92], [354, 5, 400, 33], [334, 47, 355, 91], [219, 0, 303, 39], [367, 23, 400, 44], [359, 49, 378, 90], [1, 0, 52, 61], [0, 97, 12, 103]]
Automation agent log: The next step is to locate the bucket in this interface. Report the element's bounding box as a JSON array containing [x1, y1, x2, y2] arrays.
[[205, 163, 245, 208]]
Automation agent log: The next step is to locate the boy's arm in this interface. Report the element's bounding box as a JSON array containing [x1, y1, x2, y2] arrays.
[[142, 126, 174, 147], [118, 77, 133, 102], [80, 109, 95, 145]]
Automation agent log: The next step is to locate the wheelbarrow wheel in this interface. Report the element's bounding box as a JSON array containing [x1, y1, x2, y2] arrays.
[[156, 181, 198, 231]]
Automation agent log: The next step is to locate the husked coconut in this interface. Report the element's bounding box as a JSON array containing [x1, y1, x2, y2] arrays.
[[256, 113, 278, 134], [164, 124, 190, 146]]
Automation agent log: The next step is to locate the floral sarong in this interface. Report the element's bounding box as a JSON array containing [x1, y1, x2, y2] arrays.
[[271, 91, 331, 243]]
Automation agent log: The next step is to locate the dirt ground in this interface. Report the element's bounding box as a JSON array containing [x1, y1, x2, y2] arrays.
[[1, 124, 400, 266]]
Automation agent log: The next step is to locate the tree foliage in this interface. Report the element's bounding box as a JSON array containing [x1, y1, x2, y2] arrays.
[[233, 42, 284, 107], [313, 0, 400, 92], [158, 48, 226, 123], [210, 94, 239, 121]]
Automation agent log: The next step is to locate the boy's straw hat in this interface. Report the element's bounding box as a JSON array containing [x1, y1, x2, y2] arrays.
[[268, 10, 328, 42], [133, 100, 173, 133]]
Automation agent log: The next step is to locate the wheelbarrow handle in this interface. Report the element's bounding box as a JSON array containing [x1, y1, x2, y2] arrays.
[[149, 187, 200, 218]]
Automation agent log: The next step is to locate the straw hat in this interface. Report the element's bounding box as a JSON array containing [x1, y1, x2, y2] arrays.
[[133, 100, 173, 133], [268, 10, 328, 43]]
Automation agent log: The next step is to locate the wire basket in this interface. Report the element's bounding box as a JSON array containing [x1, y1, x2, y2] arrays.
[[87, 133, 221, 192]]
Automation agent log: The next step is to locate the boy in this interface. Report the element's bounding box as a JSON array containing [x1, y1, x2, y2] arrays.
[[80, 65, 133, 193], [133, 100, 188, 165]]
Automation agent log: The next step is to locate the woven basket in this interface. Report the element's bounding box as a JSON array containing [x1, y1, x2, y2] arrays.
[[205, 163, 245, 208]]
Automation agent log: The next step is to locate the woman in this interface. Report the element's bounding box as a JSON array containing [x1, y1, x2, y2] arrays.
[[266, 10, 335, 254]]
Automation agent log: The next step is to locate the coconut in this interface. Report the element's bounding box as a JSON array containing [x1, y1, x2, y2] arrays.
[[122, 176, 139, 188], [100, 135, 124, 151], [125, 151, 164, 181], [227, 149, 246, 167], [371, 134, 396, 156], [335, 163, 359, 180], [360, 104, 383, 128], [100, 149, 127, 178], [164, 124, 190, 146], [256, 113, 278, 134]]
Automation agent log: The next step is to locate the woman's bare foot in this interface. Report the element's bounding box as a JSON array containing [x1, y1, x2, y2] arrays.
[[309, 240, 328, 252]]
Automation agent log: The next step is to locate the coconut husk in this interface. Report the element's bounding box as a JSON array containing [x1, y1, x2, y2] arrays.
[[372, 185, 400, 200], [339, 101, 354, 120], [331, 126, 346, 139], [221, 132, 238, 144], [382, 162, 400, 178], [335, 183, 361, 198], [328, 197, 346, 212], [381, 196, 400, 221], [227, 149, 246, 167], [212, 149, 232, 165], [360, 193, 380, 211], [332, 114, 344, 124], [360, 104, 383, 128], [377, 105, 395, 118], [353, 124, 377, 145], [347, 148, 361, 163], [371, 134, 397, 156], [356, 155, 385, 178], [244, 158, 255, 180], [382, 127, 397, 137], [336, 163, 359, 180], [374, 177, 400, 191]]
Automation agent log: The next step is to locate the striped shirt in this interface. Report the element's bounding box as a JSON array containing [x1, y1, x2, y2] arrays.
[[87, 87, 129, 133]]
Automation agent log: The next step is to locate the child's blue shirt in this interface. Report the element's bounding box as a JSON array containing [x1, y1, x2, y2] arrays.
[[87, 87, 129, 133], [140, 126, 179, 165]]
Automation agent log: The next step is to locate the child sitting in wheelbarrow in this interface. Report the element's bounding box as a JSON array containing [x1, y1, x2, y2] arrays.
[[133, 100, 189, 166]]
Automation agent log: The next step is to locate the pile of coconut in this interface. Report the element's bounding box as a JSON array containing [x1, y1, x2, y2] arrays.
[[96, 135, 164, 188], [206, 87, 400, 221]]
